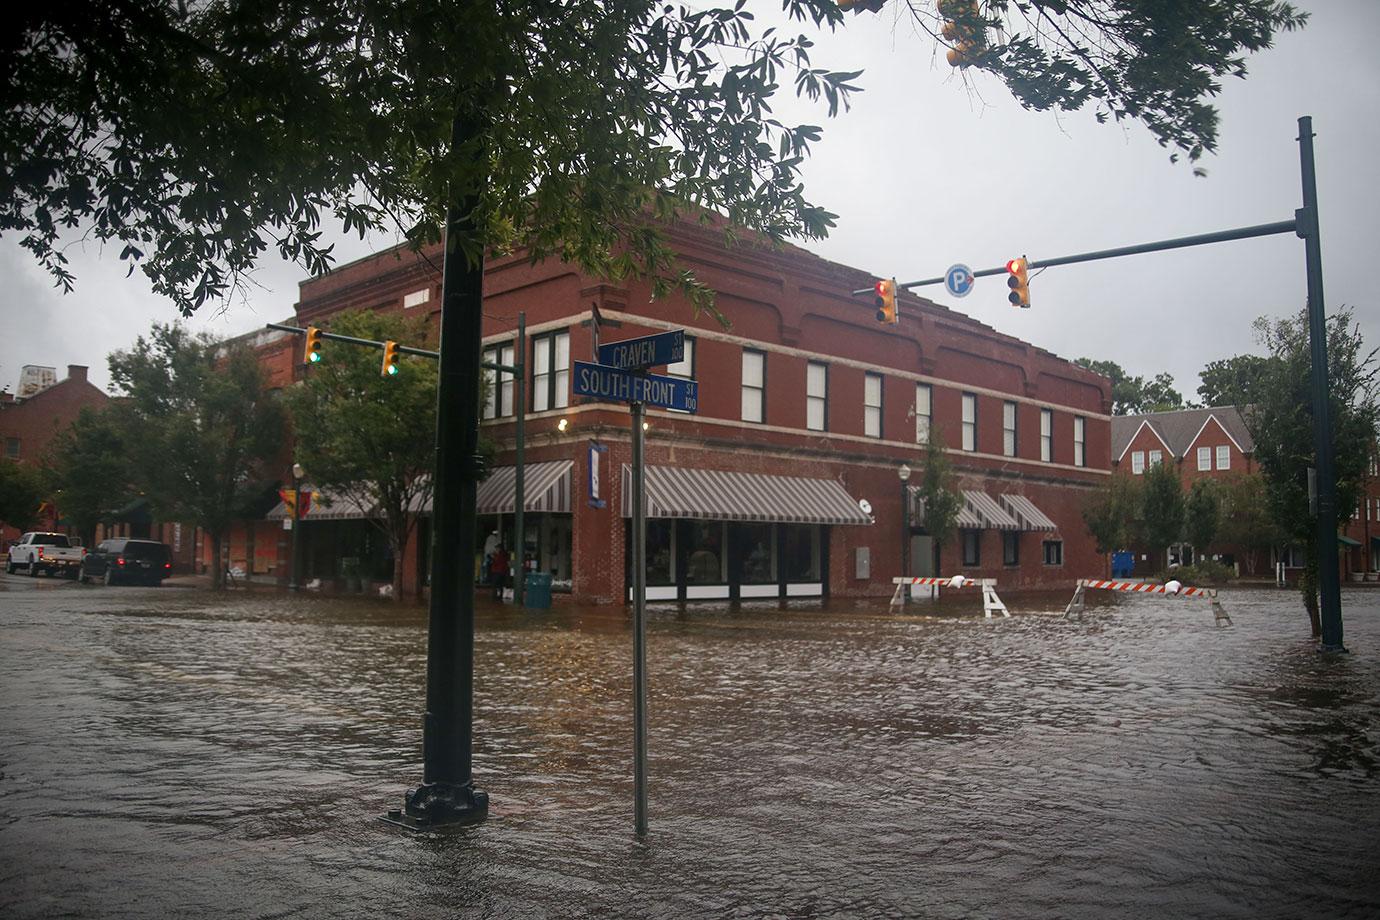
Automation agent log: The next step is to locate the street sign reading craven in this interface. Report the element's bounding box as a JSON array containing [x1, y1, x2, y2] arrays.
[[597, 330, 684, 370], [572, 361, 698, 413]]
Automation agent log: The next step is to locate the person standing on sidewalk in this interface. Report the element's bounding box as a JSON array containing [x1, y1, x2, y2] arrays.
[[490, 545, 510, 601]]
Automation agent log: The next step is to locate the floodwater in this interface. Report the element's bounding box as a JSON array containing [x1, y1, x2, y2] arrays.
[[1, 577, 1377, 919]]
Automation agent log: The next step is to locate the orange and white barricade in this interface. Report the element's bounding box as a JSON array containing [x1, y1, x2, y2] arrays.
[[891, 576, 1009, 618], [1064, 578, 1231, 626]]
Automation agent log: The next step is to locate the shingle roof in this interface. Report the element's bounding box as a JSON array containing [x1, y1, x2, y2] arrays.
[[1111, 406, 1254, 461]]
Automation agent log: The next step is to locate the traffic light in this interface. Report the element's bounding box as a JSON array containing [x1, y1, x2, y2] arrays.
[[874, 278, 898, 324], [304, 326, 323, 363], [1006, 257, 1031, 308], [381, 340, 401, 376]]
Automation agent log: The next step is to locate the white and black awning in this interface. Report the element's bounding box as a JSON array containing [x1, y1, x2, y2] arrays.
[[1000, 494, 1059, 531], [621, 465, 872, 525]]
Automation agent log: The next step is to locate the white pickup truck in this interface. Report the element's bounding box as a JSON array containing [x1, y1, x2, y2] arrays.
[[6, 532, 85, 578]]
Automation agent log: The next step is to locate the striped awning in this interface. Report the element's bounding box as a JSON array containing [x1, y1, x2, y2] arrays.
[[908, 487, 983, 529], [474, 460, 573, 514], [266, 487, 374, 521], [1001, 494, 1058, 531], [963, 490, 1021, 530], [621, 465, 871, 525]]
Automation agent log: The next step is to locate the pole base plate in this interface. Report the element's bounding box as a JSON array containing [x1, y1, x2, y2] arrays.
[[379, 782, 489, 832]]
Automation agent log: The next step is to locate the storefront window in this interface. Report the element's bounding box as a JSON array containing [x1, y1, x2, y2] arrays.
[[782, 524, 821, 582], [646, 520, 675, 585], [739, 523, 776, 584], [685, 521, 726, 584]]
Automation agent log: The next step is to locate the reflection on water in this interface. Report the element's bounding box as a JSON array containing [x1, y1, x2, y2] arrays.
[[1, 584, 1378, 918]]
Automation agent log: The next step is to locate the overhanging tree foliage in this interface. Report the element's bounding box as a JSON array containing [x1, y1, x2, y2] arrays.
[[0, 458, 48, 534], [1075, 357, 1184, 415], [1196, 354, 1274, 408], [109, 324, 286, 589], [3, 1, 1305, 316], [1248, 306, 1379, 636]]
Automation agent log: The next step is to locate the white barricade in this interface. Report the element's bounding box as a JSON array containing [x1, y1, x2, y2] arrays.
[[1063, 578, 1231, 626], [890, 576, 1009, 618]]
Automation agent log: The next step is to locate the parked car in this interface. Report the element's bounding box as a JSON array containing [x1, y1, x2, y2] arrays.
[[7, 532, 86, 578], [81, 539, 173, 586]]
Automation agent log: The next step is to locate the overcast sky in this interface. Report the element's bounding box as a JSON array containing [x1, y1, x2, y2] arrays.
[[3, 0, 1377, 401]]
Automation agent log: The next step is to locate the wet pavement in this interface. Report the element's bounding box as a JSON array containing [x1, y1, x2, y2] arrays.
[[1, 571, 1378, 918]]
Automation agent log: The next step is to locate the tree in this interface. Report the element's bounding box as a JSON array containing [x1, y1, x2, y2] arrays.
[[1215, 472, 1285, 576], [109, 324, 286, 589], [1139, 460, 1185, 563], [1183, 479, 1221, 560], [1248, 307, 1380, 636], [1075, 358, 1185, 415], [0, 459, 47, 534], [915, 422, 964, 568], [1082, 474, 1141, 560], [45, 405, 133, 548], [1197, 354, 1274, 407], [285, 311, 472, 601], [3, 2, 1305, 317]]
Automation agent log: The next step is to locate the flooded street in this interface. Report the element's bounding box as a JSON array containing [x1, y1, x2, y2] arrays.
[[2, 576, 1377, 918]]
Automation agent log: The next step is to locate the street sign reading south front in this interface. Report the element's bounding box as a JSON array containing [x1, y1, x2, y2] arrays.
[[597, 330, 684, 370], [573, 361, 698, 413]]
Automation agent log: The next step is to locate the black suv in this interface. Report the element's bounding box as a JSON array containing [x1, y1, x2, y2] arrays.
[[81, 539, 173, 586]]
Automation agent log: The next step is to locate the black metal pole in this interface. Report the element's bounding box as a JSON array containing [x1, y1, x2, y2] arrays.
[[289, 468, 301, 591], [514, 312, 527, 607], [631, 400, 648, 837], [1297, 115, 1345, 652], [899, 473, 909, 601], [392, 109, 489, 828]]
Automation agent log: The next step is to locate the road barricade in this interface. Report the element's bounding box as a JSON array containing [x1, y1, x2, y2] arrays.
[[1063, 578, 1231, 626], [890, 576, 1009, 618]]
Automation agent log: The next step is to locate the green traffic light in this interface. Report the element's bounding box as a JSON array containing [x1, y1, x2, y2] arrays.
[[309, 352, 321, 363], [386, 364, 398, 375]]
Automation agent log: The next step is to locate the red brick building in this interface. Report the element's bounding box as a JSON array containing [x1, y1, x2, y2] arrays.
[[223, 219, 1112, 603], [1, 365, 109, 545]]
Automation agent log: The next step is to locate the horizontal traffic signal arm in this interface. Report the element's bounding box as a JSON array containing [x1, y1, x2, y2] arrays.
[[267, 322, 523, 374], [848, 217, 1302, 298]]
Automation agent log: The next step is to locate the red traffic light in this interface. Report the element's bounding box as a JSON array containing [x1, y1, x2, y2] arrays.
[[874, 278, 898, 324], [1006, 257, 1030, 308]]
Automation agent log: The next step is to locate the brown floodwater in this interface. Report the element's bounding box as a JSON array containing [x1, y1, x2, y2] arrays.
[[1, 577, 1377, 918]]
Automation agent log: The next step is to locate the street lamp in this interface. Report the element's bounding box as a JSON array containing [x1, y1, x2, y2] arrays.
[[290, 462, 305, 591], [898, 464, 911, 600]]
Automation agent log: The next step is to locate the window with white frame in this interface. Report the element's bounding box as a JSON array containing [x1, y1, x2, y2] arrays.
[[531, 330, 570, 412], [1074, 416, 1086, 467], [403, 287, 431, 309], [1198, 446, 1212, 471], [806, 362, 828, 431], [666, 336, 696, 413], [1132, 451, 1145, 475], [962, 393, 977, 452], [1148, 449, 1162, 467], [1040, 409, 1052, 462], [1216, 445, 1230, 470], [915, 384, 932, 443], [1042, 540, 1063, 565], [481, 341, 515, 419], [864, 372, 883, 438], [741, 349, 765, 423], [1002, 401, 1017, 457]]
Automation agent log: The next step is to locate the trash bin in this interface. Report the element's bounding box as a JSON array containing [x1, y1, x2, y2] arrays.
[[524, 572, 553, 610]]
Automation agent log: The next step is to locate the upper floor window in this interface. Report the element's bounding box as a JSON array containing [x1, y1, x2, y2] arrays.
[[1132, 451, 1145, 475], [1040, 409, 1052, 462], [741, 349, 765, 423], [864, 373, 883, 439], [915, 384, 932, 443], [4, 437, 18, 459], [1216, 445, 1230, 470], [1197, 446, 1212, 471], [1002, 401, 1018, 457], [962, 393, 977, 452], [532, 330, 570, 412], [481, 342, 514, 419], [806, 362, 828, 432], [1148, 449, 1162, 467], [666, 336, 695, 414], [1074, 416, 1086, 467], [403, 287, 431, 309]]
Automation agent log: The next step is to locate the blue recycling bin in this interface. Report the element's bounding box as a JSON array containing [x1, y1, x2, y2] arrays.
[[524, 572, 553, 610]]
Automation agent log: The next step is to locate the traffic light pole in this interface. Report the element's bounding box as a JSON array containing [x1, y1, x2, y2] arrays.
[[852, 116, 1343, 651], [513, 312, 526, 608]]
